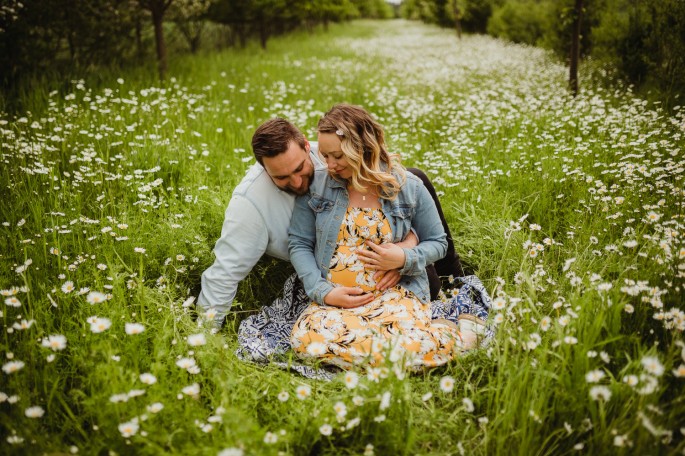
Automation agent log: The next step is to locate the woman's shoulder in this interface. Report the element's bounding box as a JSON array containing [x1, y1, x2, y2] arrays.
[[403, 170, 422, 186], [397, 169, 423, 196], [303, 168, 339, 199], [378, 171, 419, 209]]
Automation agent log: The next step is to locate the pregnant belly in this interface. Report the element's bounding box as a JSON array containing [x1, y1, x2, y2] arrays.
[[327, 246, 377, 293]]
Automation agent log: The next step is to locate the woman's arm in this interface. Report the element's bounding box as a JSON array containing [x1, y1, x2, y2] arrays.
[[399, 183, 448, 276], [288, 195, 335, 305], [289, 195, 375, 308]]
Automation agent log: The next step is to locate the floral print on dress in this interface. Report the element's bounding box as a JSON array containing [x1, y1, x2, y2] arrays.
[[291, 207, 461, 370]]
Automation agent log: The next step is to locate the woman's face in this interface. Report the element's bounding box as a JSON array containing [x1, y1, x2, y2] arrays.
[[318, 132, 352, 179]]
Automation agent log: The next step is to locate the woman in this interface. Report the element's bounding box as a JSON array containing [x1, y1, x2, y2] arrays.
[[288, 104, 480, 370]]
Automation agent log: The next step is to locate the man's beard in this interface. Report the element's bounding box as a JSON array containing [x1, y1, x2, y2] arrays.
[[277, 172, 312, 196]]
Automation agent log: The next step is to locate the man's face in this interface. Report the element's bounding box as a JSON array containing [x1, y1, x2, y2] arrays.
[[261, 140, 314, 195]]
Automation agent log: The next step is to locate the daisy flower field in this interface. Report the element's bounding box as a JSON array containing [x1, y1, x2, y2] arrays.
[[1, 20, 684, 455]]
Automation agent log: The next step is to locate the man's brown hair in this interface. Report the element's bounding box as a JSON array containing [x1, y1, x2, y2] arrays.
[[251, 118, 306, 165]]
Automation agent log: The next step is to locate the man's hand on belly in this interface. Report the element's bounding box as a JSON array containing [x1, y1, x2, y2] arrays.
[[373, 269, 401, 291], [358, 240, 406, 271]]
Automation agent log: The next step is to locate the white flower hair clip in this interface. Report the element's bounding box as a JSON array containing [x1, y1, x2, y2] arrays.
[[335, 129, 344, 136]]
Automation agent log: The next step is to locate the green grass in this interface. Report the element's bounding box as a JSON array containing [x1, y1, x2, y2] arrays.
[[1, 19, 685, 455]]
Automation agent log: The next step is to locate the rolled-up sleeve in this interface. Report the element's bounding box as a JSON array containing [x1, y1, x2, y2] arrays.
[[198, 194, 268, 325]]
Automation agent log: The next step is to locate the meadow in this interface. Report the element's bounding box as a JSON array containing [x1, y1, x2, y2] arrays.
[[1, 19, 684, 455]]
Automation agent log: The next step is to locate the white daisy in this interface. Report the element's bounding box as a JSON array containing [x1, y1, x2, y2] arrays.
[[61, 281, 75, 293], [641, 356, 664, 377], [319, 424, 332, 436], [589, 385, 611, 401], [86, 291, 107, 304], [125, 323, 145, 335], [343, 371, 359, 389], [42, 334, 67, 351], [139, 373, 157, 385], [295, 384, 311, 400], [118, 419, 139, 437], [90, 317, 112, 333], [181, 383, 200, 397], [24, 406, 45, 418], [585, 369, 606, 383], [147, 402, 164, 413], [187, 333, 206, 347], [439, 376, 455, 393]]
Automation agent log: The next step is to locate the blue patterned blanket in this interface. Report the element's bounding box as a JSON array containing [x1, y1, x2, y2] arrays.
[[236, 274, 494, 380]]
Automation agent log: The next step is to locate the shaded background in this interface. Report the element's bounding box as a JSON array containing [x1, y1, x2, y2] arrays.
[[1, 0, 684, 112]]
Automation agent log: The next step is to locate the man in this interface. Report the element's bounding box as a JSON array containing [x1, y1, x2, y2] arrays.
[[198, 117, 465, 327], [197, 118, 315, 326]]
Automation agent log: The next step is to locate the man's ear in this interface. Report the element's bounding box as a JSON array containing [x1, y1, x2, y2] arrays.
[[304, 138, 310, 153]]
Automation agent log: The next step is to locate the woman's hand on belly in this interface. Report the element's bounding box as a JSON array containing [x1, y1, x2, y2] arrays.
[[323, 286, 376, 308], [358, 241, 406, 271]]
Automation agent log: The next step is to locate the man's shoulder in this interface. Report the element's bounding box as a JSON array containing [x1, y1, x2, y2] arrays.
[[229, 162, 294, 218], [233, 162, 274, 196]]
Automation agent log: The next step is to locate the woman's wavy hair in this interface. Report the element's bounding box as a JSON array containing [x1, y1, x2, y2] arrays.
[[317, 103, 405, 200]]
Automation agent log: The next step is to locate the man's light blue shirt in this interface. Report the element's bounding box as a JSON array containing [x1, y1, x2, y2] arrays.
[[197, 145, 323, 325]]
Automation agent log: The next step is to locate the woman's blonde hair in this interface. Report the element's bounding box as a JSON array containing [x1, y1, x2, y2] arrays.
[[317, 103, 405, 200]]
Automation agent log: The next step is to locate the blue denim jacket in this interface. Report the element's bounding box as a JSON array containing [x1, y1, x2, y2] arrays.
[[288, 168, 447, 305]]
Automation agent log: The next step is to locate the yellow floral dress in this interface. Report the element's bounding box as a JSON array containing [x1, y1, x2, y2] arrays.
[[290, 207, 460, 370]]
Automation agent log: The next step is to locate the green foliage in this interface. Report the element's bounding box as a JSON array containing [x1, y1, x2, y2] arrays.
[[460, 0, 499, 33], [0, 0, 390, 104], [169, 0, 212, 53], [1, 19, 685, 455], [352, 0, 394, 19], [486, 0, 549, 45], [409, 0, 685, 105], [592, 0, 685, 103], [0, 0, 144, 87], [400, 0, 437, 23]]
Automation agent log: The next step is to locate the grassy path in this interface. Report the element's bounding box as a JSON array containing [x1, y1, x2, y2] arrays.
[[1, 19, 684, 455]]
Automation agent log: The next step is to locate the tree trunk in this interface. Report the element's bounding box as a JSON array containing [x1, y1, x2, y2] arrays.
[[67, 32, 76, 62], [452, 1, 462, 39], [176, 22, 202, 54], [259, 25, 269, 50], [226, 25, 236, 48], [238, 24, 247, 48], [135, 16, 144, 59], [152, 9, 167, 80], [569, 0, 583, 96], [140, 0, 172, 81]]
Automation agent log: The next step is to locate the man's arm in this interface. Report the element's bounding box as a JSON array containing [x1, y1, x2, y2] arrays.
[[198, 194, 269, 326], [395, 230, 419, 249]]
